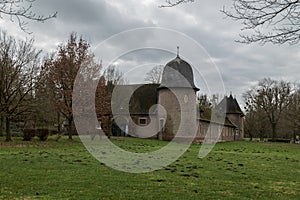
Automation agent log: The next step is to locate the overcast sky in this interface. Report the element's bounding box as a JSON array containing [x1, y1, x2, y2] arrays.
[[2, 0, 300, 106]]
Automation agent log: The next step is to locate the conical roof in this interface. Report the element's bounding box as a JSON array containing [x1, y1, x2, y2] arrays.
[[217, 95, 244, 115], [159, 55, 199, 91]]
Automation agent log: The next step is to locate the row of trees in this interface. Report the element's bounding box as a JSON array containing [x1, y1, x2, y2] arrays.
[[244, 78, 300, 141], [0, 31, 124, 141], [1, 30, 298, 142]]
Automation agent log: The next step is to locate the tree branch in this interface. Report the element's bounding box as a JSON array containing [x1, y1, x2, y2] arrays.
[[0, 0, 57, 33], [222, 0, 300, 45], [159, 0, 194, 8]]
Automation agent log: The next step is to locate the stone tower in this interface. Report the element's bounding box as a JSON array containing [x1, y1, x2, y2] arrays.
[[158, 51, 199, 141]]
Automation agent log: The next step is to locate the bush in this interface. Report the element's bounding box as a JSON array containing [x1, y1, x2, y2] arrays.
[[23, 129, 36, 141], [12, 131, 23, 137], [36, 129, 49, 141], [49, 129, 59, 135], [267, 138, 291, 143]]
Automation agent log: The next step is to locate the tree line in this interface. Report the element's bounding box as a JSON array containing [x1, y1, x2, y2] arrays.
[[244, 78, 300, 142], [0, 31, 123, 142], [1, 30, 299, 143]]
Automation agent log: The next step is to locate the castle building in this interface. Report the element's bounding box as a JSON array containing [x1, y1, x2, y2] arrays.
[[100, 54, 244, 142]]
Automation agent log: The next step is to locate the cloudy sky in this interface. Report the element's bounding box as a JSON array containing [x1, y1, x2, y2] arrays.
[[2, 0, 300, 106]]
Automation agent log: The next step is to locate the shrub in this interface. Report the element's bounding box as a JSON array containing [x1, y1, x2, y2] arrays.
[[23, 129, 36, 141], [12, 131, 23, 137], [36, 129, 49, 141], [49, 129, 59, 135]]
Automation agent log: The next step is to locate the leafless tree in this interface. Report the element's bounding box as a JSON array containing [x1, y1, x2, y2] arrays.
[[42, 33, 101, 140], [0, 0, 57, 33], [33, 73, 59, 130], [159, 0, 194, 7], [102, 65, 127, 94], [0, 31, 41, 141], [222, 0, 300, 45], [103, 65, 126, 85], [197, 94, 212, 107], [244, 104, 269, 140], [285, 84, 300, 142], [161, 0, 300, 45], [244, 78, 291, 141], [144, 65, 163, 84]]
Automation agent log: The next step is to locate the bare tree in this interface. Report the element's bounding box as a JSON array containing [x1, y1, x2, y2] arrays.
[[103, 65, 126, 84], [161, 0, 300, 45], [159, 0, 195, 7], [102, 65, 127, 94], [244, 104, 269, 140], [197, 94, 212, 107], [285, 85, 300, 142], [95, 65, 127, 137], [144, 65, 163, 84], [33, 73, 59, 130], [0, 0, 57, 33], [244, 78, 291, 141], [0, 31, 41, 141], [42, 33, 101, 140], [222, 0, 300, 45]]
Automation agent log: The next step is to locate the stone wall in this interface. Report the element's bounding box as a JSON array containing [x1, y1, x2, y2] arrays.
[[129, 115, 158, 139], [196, 121, 237, 142], [226, 114, 244, 140], [158, 87, 197, 141]]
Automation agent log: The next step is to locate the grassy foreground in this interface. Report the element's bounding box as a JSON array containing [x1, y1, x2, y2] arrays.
[[0, 136, 299, 200]]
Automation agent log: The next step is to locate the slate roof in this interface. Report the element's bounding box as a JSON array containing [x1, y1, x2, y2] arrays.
[[111, 84, 240, 127], [198, 105, 236, 127], [159, 56, 199, 91], [216, 95, 244, 116], [129, 84, 159, 114], [111, 84, 159, 115]]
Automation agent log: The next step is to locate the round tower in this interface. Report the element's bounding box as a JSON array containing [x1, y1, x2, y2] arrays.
[[158, 50, 199, 141]]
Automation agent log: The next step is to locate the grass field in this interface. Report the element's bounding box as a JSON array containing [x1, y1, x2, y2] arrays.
[[0, 136, 299, 200]]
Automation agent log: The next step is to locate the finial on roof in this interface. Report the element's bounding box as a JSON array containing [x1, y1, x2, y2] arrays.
[[177, 46, 180, 58]]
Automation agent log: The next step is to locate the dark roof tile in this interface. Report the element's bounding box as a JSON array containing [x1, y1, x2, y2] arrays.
[[159, 56, 199, 91], [217, 95, 244, 115], [112, 84, 159, 115]]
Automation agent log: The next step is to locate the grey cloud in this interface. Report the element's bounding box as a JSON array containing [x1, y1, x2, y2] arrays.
[[1, 0, 299, 106]]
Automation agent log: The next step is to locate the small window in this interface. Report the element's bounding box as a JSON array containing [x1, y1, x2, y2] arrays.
[[235, 129, 239, 135], [139, 118, 147, 125]]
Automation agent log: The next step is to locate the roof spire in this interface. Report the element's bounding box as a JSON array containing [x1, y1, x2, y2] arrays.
[[177, 46, 180, 58]]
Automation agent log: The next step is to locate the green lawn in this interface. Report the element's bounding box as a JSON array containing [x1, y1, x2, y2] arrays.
[[0, 136, 299, 200]]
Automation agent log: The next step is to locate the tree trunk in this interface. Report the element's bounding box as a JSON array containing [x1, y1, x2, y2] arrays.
[[108, 116, 112, 139], [271, 123, 277, 142], [0, 116, 3, 136], [293, 126, 296, 144], [68, 118, 73, 140], [5, 118, 12, 142], [249, 133, 253, 141], [57, 112, 61, 133]]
